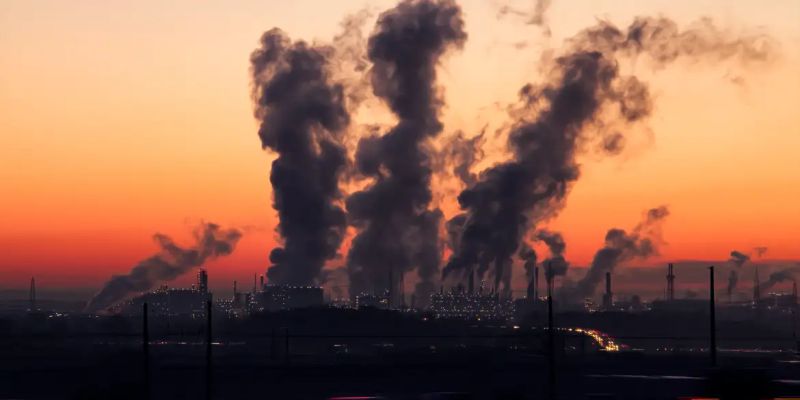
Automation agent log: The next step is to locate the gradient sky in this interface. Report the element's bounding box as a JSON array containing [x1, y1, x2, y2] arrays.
[[1, 0, 798, 294]]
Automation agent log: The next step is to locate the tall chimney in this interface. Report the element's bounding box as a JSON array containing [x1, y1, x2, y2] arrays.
[[198, 269, 209, 294], [666, 263, 675, 301], [602, 272, 613, 310], [534, 265, 540, 300], [259, 275, 264, 291], [527, 272, 536, 300]]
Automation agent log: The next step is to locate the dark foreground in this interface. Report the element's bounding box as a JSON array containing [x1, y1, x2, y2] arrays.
[[3, 346, 800, 400]]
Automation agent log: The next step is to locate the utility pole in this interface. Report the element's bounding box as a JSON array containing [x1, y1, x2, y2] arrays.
[[143, 303, 150, 400], [206, 300, 213, 400], [547, 262, 556, 400], [709, 266, 717, 367]]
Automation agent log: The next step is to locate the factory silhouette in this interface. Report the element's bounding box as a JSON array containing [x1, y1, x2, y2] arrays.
[[1, 0, 797, 399]]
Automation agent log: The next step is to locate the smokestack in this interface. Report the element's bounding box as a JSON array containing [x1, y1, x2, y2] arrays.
[[527, 270, 536, 300], [199, 269, 209, 294], [667, 263, 675, 301], [602, 272, 613, 310], [29, 277, 36, 312], [259, 275, 264, 292]]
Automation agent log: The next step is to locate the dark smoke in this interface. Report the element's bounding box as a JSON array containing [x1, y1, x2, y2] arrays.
[[569, 16, 775, 68], [250, 28, 350, 286], [535, 230, 568, 281], [571, 206, 670, 300], [726, 250, 749, 296], [759, 267, 799, 293], [445, 130, 486, 187], [729, 250, 750, 268], [86, 223, 242, 313], [518, 243, 537, 279], [442, 14, 771, 296], [346, 0, 467, 302]]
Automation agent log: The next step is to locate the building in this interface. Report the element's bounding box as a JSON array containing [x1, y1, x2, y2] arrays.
[[256, 285, 324, 311], [428, 284, 513, 320]]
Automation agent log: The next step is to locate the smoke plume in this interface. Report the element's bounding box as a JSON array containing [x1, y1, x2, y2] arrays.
[[346, 0, 467, 302], [86, 223, 242, 313], [442, 14, 771, 296], [758, 267, 799, 293], [753, 246, 768, 258], [569, 206, 669, 300], [250, 28, 351, 286], [535, 230, 569, 281], [726, 250, 750, 296], [729, 250, 750, 268]]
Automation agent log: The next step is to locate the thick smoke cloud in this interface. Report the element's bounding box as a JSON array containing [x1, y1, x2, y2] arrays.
[[535, 230, 569, 281], [758, 267, 800, 293], [250, 28, 350, 286], [86, 223, 242, 313], [442, 14, 771, 296], [346, 0, 467, 302], [570, 206, 670, 300]]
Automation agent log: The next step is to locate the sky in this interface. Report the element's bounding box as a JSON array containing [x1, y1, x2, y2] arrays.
[[1, 0, 798, 295]]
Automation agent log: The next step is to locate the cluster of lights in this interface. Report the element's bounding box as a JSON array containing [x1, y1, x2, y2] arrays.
[[574, 328, 621, 352], [428, 290, 515, 319]]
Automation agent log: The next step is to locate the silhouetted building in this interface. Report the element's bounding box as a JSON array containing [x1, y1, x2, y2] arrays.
[[257, 285, 324, 311], [429, 284, 512, 320]]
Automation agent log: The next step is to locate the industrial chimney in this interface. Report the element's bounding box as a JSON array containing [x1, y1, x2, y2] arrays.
[[666, 263, 675, 301], [602, 272, 613, 310]]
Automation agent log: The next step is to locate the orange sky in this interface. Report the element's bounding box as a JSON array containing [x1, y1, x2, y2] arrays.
[[1, 0, 798, 292]]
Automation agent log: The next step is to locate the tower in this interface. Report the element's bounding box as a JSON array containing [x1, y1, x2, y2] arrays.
[[602, 272, 613, 310], [527, 270, 536, 300], [198, 269, 208, 294], [29, 277, 36, 312], [666, 263, 675, 301], [534, 265, 540, 299]]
